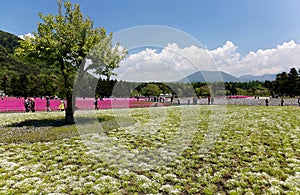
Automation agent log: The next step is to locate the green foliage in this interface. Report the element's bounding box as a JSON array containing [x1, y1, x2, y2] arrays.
[[141, 83, 161, 97], [224, 81, 270, 96], [95, 78, 117, 98], [14, 0, 126, 123], [274, 67, 300, 97]]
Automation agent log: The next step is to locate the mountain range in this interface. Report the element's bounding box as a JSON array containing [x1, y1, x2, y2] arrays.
[[179, 71, 276, 83]]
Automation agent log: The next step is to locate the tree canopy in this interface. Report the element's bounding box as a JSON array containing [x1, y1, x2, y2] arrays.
[[15, 0, 126, 123]]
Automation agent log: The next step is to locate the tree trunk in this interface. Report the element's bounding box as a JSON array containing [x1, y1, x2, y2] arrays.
[[65, 92, 75, 124], [59, 58, 76, 125]]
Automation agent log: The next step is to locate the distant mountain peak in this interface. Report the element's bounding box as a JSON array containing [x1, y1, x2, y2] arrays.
[[238, 73, 276, 82], [179, 71, 276, 83], [179, 70, 239, 83]]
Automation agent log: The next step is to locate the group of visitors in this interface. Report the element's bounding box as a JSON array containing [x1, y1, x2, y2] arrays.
[[45, 96, 66, 112], [24, 97, 35, 112], [23, 96, 66, 113], [19, 95, 300, 113], [266, 97, 299, 106]]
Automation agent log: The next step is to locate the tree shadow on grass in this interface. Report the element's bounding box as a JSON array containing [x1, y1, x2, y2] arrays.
[[1, 116, 121, 144], [5, 116, 115, 128], [6, 118, 66, 128]]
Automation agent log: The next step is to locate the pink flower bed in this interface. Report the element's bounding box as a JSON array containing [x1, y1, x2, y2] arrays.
[[0, 97, 166, 112], [0, 97, 63, 112], [227, 95, 252, 99]]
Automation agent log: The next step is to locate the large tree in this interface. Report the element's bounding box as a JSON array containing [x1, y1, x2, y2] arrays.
[[287, 67, 299, 97], [141, 84, 162, 97], [15, 0, 126, 124], [275, 72, 289, 96]]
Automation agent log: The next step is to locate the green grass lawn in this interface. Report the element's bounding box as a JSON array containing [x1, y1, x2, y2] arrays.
[[0, 106, 299, 194]]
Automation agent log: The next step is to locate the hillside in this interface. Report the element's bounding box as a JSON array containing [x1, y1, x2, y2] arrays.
[[0, 30, 20, 53], [0, 30, 60, 97], [0, 30, 24, 73]]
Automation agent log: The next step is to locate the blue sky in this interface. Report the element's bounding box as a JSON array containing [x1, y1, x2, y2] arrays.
[[1, 0, 299, 54], [1, 0, 300, 78]]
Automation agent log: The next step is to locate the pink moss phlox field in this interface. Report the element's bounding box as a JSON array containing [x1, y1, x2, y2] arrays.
[[0, 97, 167, 112]]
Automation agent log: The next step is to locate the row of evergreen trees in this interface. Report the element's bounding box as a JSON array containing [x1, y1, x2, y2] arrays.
[[273, 67, 300, 97], [1, 68, 300, 98]]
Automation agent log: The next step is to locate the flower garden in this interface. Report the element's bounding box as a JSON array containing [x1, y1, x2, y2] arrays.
[[0, 97, 160, 112], [0, 105, 299, 194]]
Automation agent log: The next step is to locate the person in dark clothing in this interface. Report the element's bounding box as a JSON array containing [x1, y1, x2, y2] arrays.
[[30, 98, 35, 112], [94, 98, 99, 110], [265, 98, 269, 106], [193, 97, 197, 105], [46, 96, 52, 112], [280, 98, 284, 106]]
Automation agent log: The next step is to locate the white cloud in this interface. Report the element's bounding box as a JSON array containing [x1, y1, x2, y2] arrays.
[[114, 40, 300, 82], [115, 43, 215, 82], [18, 33, 34, 40], [209, 40, 300, 77], [208, 41, 241, 75]]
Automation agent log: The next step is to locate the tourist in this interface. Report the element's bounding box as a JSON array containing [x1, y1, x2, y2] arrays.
[[170, 95, 174, 105], [30, 98, 35, 112], [280, 98, 284, 106], [94, 98, 99, 110], [46, 96, 52, 112], [193, 97, 197, 105], [58, 100, 65, 111], [265, 98, 269, 106], [24, 97, 30, 112]]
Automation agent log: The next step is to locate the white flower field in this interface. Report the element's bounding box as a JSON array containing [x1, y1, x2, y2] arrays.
[[0, 105, 299, 194]]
